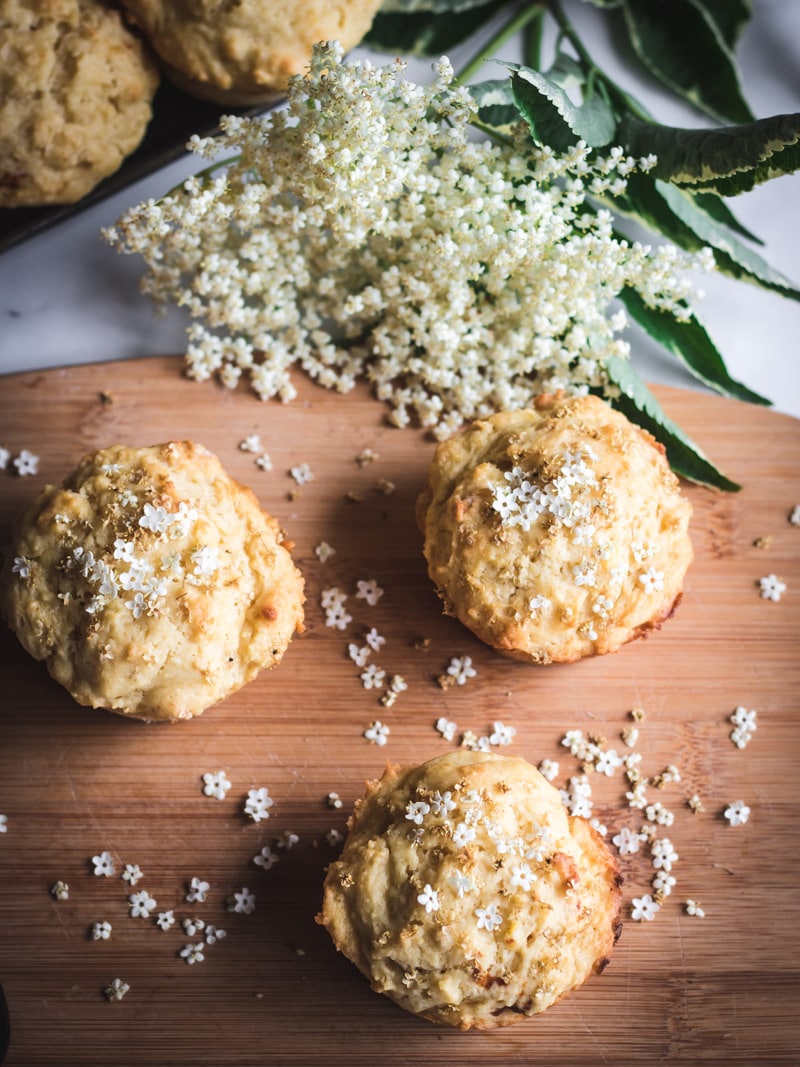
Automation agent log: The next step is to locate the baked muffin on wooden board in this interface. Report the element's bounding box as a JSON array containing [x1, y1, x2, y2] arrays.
[[319, 750, 622, 1030], [416, 394, 693, 664], [0, 0, 159, 206], [118, 0, 384, 105], [0, 441, 304, 721]]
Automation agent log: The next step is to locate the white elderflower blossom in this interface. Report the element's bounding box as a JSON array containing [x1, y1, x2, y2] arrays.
[[108, 43, 709, 433]]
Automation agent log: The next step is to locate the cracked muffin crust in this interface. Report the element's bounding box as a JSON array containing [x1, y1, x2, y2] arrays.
[[319, 750, 622, 1029], [0, 441, 304, 721], [416, 394, 693, 664]]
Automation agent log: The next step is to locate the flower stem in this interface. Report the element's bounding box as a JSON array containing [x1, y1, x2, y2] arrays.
[[453, 2, 547, 86], [523, 6, 545, 69]]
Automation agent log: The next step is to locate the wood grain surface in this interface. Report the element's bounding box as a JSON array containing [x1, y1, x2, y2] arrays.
[[0, 357, 798, 1067]]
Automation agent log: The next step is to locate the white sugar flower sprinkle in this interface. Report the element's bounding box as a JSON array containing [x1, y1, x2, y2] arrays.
[[129, 890, 157, 918], [315, 541, 335, 563], [348, 643, 370, 666], [631, 894, 659, 922], [405, 801, 431, 825], [91, 850, 115, 877], [91, 921, 112, 940], [12, 556, 30, 578], [446, 655, 476, 685], [612, 826, 641, 856], [105, 978, 130, 1001], [205, 925, 226, 945], [435, 717, 457, 742], [186, 877, 210, 903], [202, 770, 232, 800], [685, 899, 706, 918], [365, 627, 385, 652], [759, 574, 786, 602], [489, 721, 516, 746], [121, 863, 143, 885], [417, 884, 440, 914], [364, 720, 390, 746], [239, 434, 262, 453], [244, 787, 274, 822], [227, 887, 256, 915], [180, 942, 206, 965], [638, 567, 665, 594], [156, 911, 175, 931], [360, 664, 386, 690], [253, 845, 280, 870], [13, 449, 39, 476], [537, 759, 559, 782], [723, 800, 751, 826], [475, 903, 502, 932], [509, 863, 535, 891], [355, 579, 384, 606], [651, 837, 679, 870], [290, 463, 313, 485]]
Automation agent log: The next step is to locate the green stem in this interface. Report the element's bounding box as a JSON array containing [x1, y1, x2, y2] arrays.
[[454, 2, 547, 86], [523, 6, 545, 69]]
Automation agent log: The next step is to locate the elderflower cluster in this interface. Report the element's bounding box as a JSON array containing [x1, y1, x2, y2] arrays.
[[108, 42, 708, 436]]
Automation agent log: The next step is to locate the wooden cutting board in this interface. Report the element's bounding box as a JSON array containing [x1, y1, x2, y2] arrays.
[[0, 357, 798, 1067]]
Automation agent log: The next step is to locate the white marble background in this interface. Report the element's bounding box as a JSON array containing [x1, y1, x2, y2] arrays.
[[1, 1, 798, 416]]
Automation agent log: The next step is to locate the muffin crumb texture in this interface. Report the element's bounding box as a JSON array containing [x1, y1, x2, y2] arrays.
[[0, 441, 304, 721], [319, 750, 622, 1029], [416, 394, 693, 664]]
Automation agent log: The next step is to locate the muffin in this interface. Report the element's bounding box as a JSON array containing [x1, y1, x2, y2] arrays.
[[0, 0, 159, 207], [416, 394, 693, 664], [119, 0, 384, 105], [319, 750, 622, 1029], [0, 442, 304, 722]]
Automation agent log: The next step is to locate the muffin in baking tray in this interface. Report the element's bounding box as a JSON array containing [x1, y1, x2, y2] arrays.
[[0, 0, 159, 207], [118, 0, 384, 105], [319, 750, 622, 1030], [0, 442, 304, 722], [416, 394, 693, 664]]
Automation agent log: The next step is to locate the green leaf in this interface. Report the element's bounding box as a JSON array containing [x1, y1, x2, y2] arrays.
[[377, 0, 502, 10], [690, 139, 800, 197], [469, 78, 520, 132], [690, 192, 763, 246], [621, 0, 754, 124], [618, 287, 770, 406], [617, 112, 800, 188], [506, 63, 617, 151], [693, 0, 752, 49], [606, 174, 800, 301], [603, 356, 740, 490], [364, 0, 507, 54]]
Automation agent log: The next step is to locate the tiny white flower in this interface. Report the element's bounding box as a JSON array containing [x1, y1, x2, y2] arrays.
[[276, 831, 299, 850], [405, 801, 431, 825], [638, 567, 665, 594], [685, 899, 706, 918], [244, 787, 274, 822], [723, 800, 751, 826], [12, 556, 30, 578], [790, 504, 800, 526], [105, 978, 130, 1001], [652, 871, 676, 897], [315, 541, 335, 562], [475, 902, 502, 932], [446, 655, 476, 686], [417, 883, 440, 914], [448, 872, 474, 898], [325, 828, 343, 846], [452, 822, 476, 847], [182, 917, 205, 937], [227, 887, 256, 915], [631, 894, 659, 922], [435, 717, 457, 742], [91, 850, 115, 877], [355, 578, 384, 606], [0, 446, 10, 469], [365, 627, 385, 652], [192, 545, 220, 578], [186, 876, 210, 903], [509, 863, 534, 891], [489, 721, 516, 746], [364, 720, 390, 746], [255, 453, 273, 471], [205, 925, 226, 945], [91, 921, 112, 941], [239, 433, 262, 453], [13, 449, 39, 476], [179, 942, 206, 965], [156, 910, 175, 931], [612, 826, 641, 855], [253, 845, 280, 870], [289, 463, 313, 485], [129, 890, 157, 918], [430, 790, 456, 816], [651, 837, 679, 870], [348, 643, 370, 667], [121, 863, 143, 885], [360, 664, 386, 690], [139, 503, 170, 535], [528, 594, 551, 614], [202, 770, 232, 800], [758, 574, 786, 602]]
